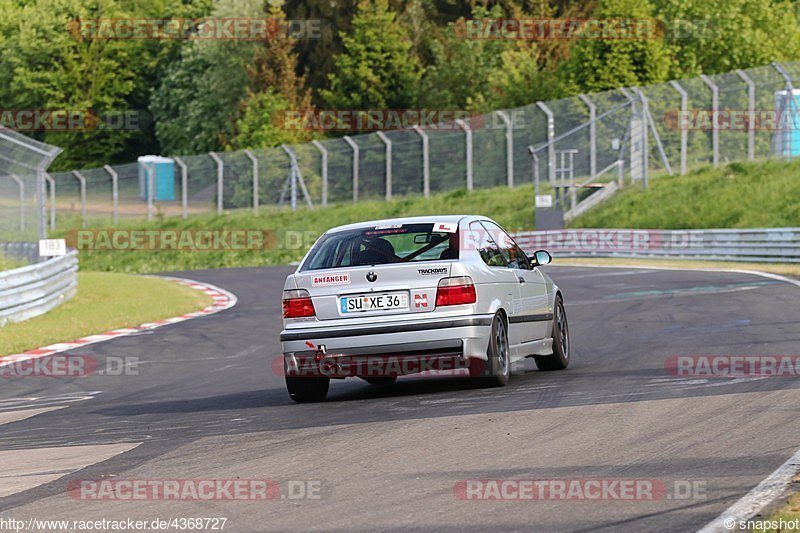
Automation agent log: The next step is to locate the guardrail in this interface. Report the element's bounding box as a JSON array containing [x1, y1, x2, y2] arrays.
[[514, 228, 800, 263], [0, 248, 78, 327]]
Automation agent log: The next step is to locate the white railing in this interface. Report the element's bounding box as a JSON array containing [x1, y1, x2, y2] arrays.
[[514, 228, 800, 263], [0, 247, 78, 326]]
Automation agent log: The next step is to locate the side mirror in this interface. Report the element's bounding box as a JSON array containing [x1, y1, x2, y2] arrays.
[[529, 250, 552, 266]]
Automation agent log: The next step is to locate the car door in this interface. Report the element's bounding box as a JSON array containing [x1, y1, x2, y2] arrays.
[[467, 220, 520, 332], [480, 221, 551, 345]]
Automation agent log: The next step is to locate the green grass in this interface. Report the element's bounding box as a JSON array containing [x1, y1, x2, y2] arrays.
[[572, 159, 800, 229], [54, 185, 540, 273], [49, 158, 800, 273], [0, 272, 212, 356], [750, 490, 800, 532], [0, 253, 23, 271]]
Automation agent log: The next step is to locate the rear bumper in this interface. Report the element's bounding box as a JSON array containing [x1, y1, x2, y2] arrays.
[[280, 314, 494, 361]]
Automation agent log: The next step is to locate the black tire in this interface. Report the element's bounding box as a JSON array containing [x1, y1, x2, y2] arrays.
[[534, 295, 570, 371], [469, 312, 510, 387], [362, 376, 397, 385], [286, 376, 329, 402]]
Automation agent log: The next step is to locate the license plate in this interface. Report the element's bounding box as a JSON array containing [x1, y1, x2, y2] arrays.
[[341, 292, 408, 313]]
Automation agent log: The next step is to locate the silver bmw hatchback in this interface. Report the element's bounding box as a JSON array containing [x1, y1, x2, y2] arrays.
[[280, 215, 569, 402]]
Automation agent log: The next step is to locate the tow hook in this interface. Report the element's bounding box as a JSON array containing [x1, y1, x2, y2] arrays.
[[314, 344, 327, 363]]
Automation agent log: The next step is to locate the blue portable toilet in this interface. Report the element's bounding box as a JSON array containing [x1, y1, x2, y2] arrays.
[[137, 155, 176, 201], [773, 90, 800, 158]]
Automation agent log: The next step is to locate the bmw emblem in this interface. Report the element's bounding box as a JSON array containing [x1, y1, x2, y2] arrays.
[[366, 271, 377, 283]]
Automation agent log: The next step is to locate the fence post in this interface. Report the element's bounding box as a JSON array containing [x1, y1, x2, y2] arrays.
[[280, 144, 314, 210], [700, 74, 720, 166], [771, 61, 796, 159], [527, 146, 540, 196], [209, 152, 224, 214], [343, 136, 359, 202], [103, 165, 118, 225], [145, 164, 156, 221], [735, 70, 756, 161], [44, 173, 55, 231], [173, 157, 188, 219], [311, 141, 328, 206], [9, 174, 24, 232], [638, 89, 650, 188], [243, 149, 259, 214], [71, 170, 87, 227], [578, 94, 597, 179], [536, 101, 556, 185], [413, 126, 430, 197], [495, 111, 514, 187], [634, 87, 671, 177], [669, 81, 689, 174], [455, 119, 473, 191], [35, 168, 45, 240], [375, 131, 392, 200]]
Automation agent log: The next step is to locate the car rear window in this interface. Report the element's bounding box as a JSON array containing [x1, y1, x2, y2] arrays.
[[302, 223, 459, 271]]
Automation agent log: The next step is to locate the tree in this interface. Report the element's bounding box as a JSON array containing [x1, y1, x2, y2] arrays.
[[2, 0, 143, 169], [654, 0, 800, 77], [149, 0, 261, 155], [226, 1, 314, 150], [321, 0, 422, 110], [561, 0, 673, 93]]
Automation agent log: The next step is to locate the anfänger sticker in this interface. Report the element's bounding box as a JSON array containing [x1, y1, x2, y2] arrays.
[[312, 273, 351, 286]]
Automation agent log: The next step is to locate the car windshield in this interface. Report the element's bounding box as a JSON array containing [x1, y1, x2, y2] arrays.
[[302, 223, 459, 270]]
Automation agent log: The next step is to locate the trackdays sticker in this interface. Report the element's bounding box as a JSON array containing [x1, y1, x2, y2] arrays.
[[434, 222, 457, 233], [312, 273, 351, 286]]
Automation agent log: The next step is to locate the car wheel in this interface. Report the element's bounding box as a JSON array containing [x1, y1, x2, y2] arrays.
[[362, 376, 397, 385], [469, 312, 510, 387], [285, 376, 330, 402], [535, 295, 570, 371]]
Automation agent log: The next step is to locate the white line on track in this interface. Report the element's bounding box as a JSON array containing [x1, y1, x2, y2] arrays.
[[568, 262, 800, 531]]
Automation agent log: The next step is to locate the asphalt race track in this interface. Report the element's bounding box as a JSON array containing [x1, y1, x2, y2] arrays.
[[1, 265, 799, 532]]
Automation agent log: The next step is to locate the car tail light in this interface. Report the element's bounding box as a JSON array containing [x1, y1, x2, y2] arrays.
[[435, 276, 477, 307], [283, 289, 315, 318]]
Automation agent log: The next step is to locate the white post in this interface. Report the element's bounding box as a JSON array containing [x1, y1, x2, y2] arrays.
[[495, 111, 514, 188], [736, 70, 756, 161], [243, 149, 259, 214], [413, 125, 430, 197], [578, 94, 597, 179], [71, 170, 87, 227], [376, 131, 392, 200], [311, 141, 328, 206], [343, 136, 359, 202], [669, 81, 689, 174], [103, 165, 118, 225], [173, 157, 188, 219], [281, 144, 313, 210], [536, 102, 556, 185], [44, 173, 55, 230], [209, 152, 224, 214], [700, 74, 720, 166], [455, 119, 473, 191], [10, 174, 24, 232]]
